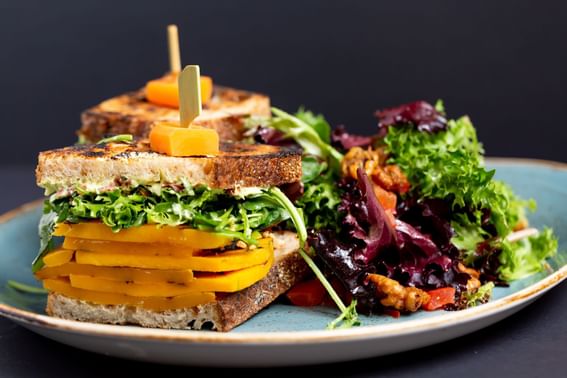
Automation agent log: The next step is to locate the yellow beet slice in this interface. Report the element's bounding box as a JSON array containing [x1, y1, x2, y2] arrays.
[[35, 263, 194, 284], [71, 238, 272, 271], [73, 238, 272, 271], [75, 251, 196, 270], [43, 278, 215, 311], [53, 223, 232, 249], [68, 256, 272, 296], [63, 238, 195, 257], [149, 123, 219, 157], [43, 248, 74, 267], [145, 74, 213, 108]]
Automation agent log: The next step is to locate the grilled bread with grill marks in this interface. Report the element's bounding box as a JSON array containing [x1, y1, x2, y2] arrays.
[[79, 86, 270, 143], [36, 140, 302, 193]]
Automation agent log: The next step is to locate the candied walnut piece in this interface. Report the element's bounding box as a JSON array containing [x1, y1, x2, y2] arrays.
[[366, 273, 430, 312], [458, 263, 481, 292], [341, 147, 410, 194]]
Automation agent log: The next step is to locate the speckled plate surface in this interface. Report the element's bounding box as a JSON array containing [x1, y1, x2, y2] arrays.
[[0, 158, 566, 367]]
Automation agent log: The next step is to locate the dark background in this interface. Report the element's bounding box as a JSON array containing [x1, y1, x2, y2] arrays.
[[1, 0, 566, 165]]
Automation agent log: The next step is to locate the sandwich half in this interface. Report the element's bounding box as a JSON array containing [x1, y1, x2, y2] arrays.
[[79, 86, 270, 143], [33, 140, 308, 331]]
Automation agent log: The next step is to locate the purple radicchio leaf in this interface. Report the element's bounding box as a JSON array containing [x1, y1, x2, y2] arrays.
[[397, 197, 455, 253], [307, 229, 380, 312], [253, 126, 298, 147], [331, 125, 374, 152], [375, 100, 447, 133], [349, 168, 396, 264]]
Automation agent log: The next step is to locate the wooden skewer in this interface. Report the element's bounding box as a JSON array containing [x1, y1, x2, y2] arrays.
[[178, 65, 202, 127], [167, 24, 181, 73]]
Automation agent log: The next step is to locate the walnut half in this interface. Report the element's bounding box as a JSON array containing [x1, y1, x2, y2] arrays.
[[366, 274, 430, 312]]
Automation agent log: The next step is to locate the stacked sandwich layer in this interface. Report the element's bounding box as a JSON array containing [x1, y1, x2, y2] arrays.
[[33, 139, 306, 330], [79, 87, 270, 143], [35, 223, 274, 311]]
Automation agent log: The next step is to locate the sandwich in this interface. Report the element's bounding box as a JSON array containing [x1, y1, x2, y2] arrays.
[[78, 25, 270, 143], [79, 84, 270, 144], [32, 139, 310, 331]]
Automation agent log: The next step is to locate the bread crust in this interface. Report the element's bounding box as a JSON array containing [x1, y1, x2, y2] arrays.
[[79, 86, 270, 143], [36, 141, 302, 192], [45, 232, 309, 331]]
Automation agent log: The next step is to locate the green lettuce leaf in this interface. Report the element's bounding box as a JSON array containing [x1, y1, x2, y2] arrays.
[[384, 116, 531, 236], [463, 282, 494, 308], [32, 211, 57, 273], [96, 134, 133, 145], [296, 170, 342, 231], [294, 107, 332, 144], [269, 107, 343, 174], [499, 228, 558, 281]]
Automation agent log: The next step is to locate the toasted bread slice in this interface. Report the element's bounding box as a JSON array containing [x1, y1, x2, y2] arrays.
[[36, 140, 301, 193], [79, 86, 270, 143], [45, 232, 308, 331]]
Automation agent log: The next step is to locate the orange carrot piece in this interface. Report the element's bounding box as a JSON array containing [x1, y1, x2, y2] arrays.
[[145, 74, 213, 108], [149, 122, 219, 156]]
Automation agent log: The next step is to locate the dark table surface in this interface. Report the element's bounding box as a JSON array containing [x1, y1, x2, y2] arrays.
[[0, 165, 565, 378]]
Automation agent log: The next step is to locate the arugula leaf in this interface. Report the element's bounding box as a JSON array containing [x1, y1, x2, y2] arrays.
[[499, 228, 558, 281], [270, 107, 343, 174], [7, 280, 48, 294], [96, 134, 133, 145]]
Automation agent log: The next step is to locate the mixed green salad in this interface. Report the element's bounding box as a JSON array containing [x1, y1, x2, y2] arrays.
[[246, 100, 558, 326]]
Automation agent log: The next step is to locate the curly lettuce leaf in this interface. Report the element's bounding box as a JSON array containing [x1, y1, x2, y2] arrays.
[[296, 170, 342, 231], [384, 112, 556, 282], [384, 116, 528, 237], [499, 228, 558, 281]]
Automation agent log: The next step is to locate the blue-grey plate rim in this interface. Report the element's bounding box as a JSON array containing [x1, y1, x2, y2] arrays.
[[0, 157, 566, 345]]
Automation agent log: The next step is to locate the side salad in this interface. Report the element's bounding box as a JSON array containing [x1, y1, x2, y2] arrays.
[[246, 100, 558, 325]]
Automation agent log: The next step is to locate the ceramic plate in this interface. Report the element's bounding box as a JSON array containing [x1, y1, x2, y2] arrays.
[[0, 158, 566, 367]]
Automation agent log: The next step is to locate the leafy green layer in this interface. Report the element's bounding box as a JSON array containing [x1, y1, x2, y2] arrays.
[[45, 185, 289, 244]]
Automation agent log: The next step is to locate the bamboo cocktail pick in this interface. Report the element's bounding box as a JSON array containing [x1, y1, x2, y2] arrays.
[[167, 24, 182, 73], [178, 65, 202, 127]]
